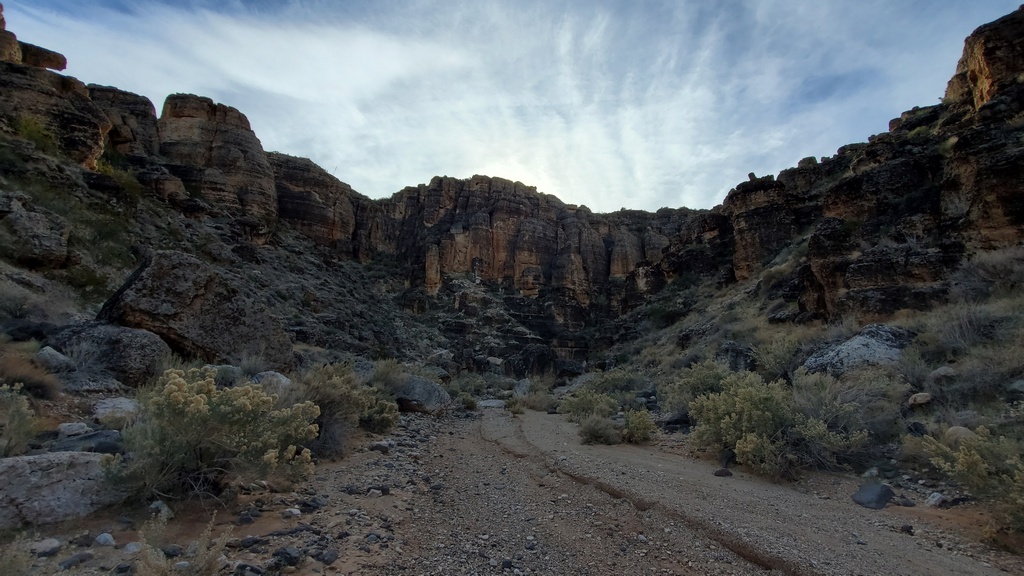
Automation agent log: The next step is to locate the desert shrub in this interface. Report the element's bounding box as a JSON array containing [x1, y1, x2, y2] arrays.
[[506, 396, 525, 415], [447, 373, 486, 397], [0, 534, 33, 575], [579, 416, 621, 445], [690, 371, 872, 479], [754, 336, 799, 381], [924, 426, 1024, 534], [109, 368, 319, 500], [659, 359, 731, 415], [0, 339, 60, 399], [792, 367, 905, 443], [14, 115, 60, 155], [560, 389, 618, 423], [0, 384, 35, 457], [136, 512, 232, 576], [287, 363, 398, 457], [96, 159, 144, 204], [622, 409, 657, 444], [523, 391, 557, 412], [587, 368, 649, 395], [457, 391, 477, 411]]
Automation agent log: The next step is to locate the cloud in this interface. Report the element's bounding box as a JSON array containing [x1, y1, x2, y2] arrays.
[[6, 0, 1022, 212]]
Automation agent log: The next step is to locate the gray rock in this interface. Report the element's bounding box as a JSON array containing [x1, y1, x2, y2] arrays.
[[34, 346, 74, 373], [0, 452, 127, 529], [251, 371, 291, 395], [95, 532, 115, 546], [92, 397, 140, 429], [477, 399, 506, 409], [0, 201, 69, 269], [50, 429, 122, 453], [49, 322, 171, 387], [926, 492, 948, 507], [391, 375, 451, 413], [804, 324, 914, 376], [29, 537, 62, 557], [58, 551, 94, 571], [123, 542, 142, 554], [149, 500, 173, 520], [57, 422, 92, 438], [513, 379, 531, 398], [97, 251, 293, 371], [851, 482, 895, 510]]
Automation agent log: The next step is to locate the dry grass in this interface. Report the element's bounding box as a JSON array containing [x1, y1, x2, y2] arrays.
[[0, 339, 61, 399]]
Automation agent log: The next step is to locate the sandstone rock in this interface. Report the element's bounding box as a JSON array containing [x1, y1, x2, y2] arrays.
[[803, 324, 913, 376], [158, 94, 277, 224], [0, 29, 18, 63], [942, 426, 979, 447], [269, 152, 362, 250], [0, 61, 111, 168], [907, 392, 933, 407], [390, 375, 451, 413], [18, 42, 66, 70], [49, 322, 171, 387], [88, 85, 159, 158], [0, 452, 126, 529], [944, 6, 1024, 111], [97, 250, 293, 370]]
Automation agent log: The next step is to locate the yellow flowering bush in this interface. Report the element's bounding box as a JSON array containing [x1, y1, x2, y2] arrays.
[[109, 368, 320, 500], [1, 384, 35, 457]]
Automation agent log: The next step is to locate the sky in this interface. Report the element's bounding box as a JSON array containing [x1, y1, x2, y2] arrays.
[[5, 1, 1021, 212]]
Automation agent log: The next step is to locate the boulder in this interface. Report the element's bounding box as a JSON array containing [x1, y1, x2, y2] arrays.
[[390, 375, 451, 413], [803, 324, 913, 377], [942, 426, 979, 447], [17, 42, 66, 70], [49, 322, 171, 387], [0, 193, 69, 268], [851, 482, 895, 510], [34, 345, 74, 373], [251, 371, 292, 396], [0, 452, 126, 529], [97, 251, 293, 371], [92, 397, 140, 429], [907, 392, 933, 407]]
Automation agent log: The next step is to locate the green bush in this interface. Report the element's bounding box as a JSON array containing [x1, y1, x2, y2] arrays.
[[924, 426, 1024, 535], [754, 336, 799, 381], [622, 409, 657, 444], [523, 391, 557, 412], [108, 368, 320, 500], [0, 384, 35, 457], [587, 368, 649, 395], [690, 371, 872, 479], [506, 396, 525, 415], [447, 373, 486, 397], [579, 416, 621, 445], [457, 391, 477, 411], [659, 359, 730, 415], [560, 389, 618, 423], [14, 115, 60, 156], [135, 512, 232, 576], [288, 363, 398, 457]]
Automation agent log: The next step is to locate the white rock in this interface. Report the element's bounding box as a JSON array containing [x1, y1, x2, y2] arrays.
[[29, 537, 61, 557], [0, 452, 126, 529], [93, 397, 140, 429], [95, 533, 115, 546], [282, 508, 301, 518], [57, 422, 92, 438]]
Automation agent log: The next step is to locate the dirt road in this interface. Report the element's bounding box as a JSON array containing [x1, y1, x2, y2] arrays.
[[385, 408, 1023, 575]]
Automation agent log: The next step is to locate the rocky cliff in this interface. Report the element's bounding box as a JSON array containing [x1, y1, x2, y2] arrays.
[[1, 4, 1023, 372]]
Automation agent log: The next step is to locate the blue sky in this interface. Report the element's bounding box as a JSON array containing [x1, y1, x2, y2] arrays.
[[6, 1, 1020, 212]]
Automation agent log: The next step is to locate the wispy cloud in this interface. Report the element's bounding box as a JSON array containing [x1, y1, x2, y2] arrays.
[[6, 0, 1020, 211]]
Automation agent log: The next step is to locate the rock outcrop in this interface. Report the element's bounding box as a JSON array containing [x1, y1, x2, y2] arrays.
[[18, 42, 66, 71], [48, 322, 171, 387], [157, 94, 277, 226], [97, 250, 293, 370], [269, 152, 365, 251], [0, 452, 126, 529], [0, 191, 69, 268], [88, 85, 159, 159]]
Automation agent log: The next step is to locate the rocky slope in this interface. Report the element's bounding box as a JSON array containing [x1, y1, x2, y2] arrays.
[[1, 3, 1023, 373]]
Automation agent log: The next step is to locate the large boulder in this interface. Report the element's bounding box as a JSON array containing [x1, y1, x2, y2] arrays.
[[0, 192, 69, 268], [17, 42, 66, 71], [97, 250, 293, 370], [49, 322, 171, 387], [88, 85, 159, 158], [0, 452, 126, 529], [390, 375, 451, 413], [803, 324, 914, 377]]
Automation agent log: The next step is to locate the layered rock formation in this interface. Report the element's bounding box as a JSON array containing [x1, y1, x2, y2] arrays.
[[97, 250, 293, 370]]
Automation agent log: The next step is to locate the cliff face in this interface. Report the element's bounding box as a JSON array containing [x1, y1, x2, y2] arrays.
[[1, 4, 1023, 368]]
